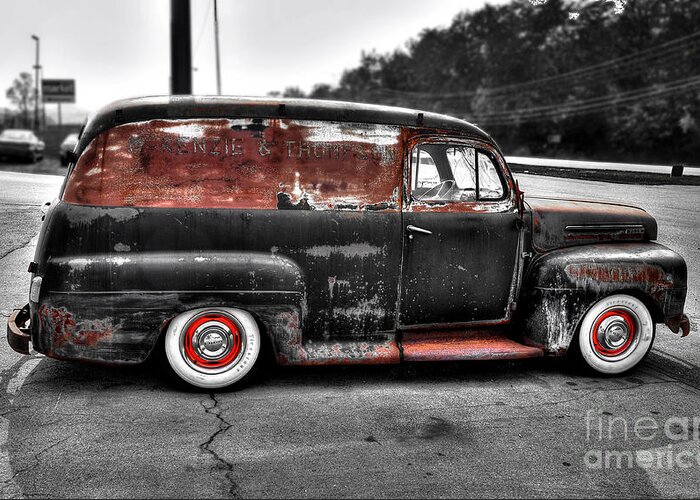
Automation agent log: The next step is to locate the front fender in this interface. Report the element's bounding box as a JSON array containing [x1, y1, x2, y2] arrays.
[[520, 242, 687, 354]]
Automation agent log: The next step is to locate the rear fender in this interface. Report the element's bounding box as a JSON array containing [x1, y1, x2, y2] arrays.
[[32, 251, 307, 364]]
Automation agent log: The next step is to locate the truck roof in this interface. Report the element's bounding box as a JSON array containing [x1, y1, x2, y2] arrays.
[[77, 95, 494, 155]]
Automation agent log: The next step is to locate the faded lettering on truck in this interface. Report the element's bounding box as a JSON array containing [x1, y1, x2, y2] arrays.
[[64, 119, 403, 211]]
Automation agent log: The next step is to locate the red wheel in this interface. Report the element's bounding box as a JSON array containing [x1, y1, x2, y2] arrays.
[[578, 294, 654, 374], [590, 308, 637, 358], [165, 308, 261, 389], [182, 313, 243, 369]]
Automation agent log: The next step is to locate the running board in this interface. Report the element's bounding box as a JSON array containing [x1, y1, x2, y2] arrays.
[[401, 331, 544, 362]]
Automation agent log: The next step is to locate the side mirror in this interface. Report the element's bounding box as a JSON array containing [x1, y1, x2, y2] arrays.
[[515, 180, 525, 220], [65, 151, 78, 164]]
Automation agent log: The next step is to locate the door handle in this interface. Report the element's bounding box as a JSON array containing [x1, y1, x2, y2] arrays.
[[406, 225, 433, 239]]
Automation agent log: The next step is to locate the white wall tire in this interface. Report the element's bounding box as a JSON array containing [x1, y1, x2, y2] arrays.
[[164, 307, 261, 389], [578, 294, 654, 375]]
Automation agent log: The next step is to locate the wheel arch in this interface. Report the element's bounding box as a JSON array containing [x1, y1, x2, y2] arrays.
[[519, 242, 687, 354], [32, 250, 307, 365], [152, 306, 280, 362]]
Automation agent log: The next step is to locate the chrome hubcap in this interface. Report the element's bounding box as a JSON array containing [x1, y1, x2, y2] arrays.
[[180, 311, 246, 374], [591, 306, 638, 359], [597, 317, 630, 350], [192, 320, 234, 362]]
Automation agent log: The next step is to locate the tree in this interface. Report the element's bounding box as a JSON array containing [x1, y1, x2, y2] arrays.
[[282, 86, 306, 98], [308, 83, 334, 100], [264, 0, 699, 161], [5, 72, 35, 128]]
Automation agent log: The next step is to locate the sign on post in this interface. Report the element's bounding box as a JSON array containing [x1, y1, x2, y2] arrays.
[[42, 79, 75, 103]]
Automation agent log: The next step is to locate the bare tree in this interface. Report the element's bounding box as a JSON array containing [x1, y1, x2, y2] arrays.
[[5, 72, 35, 128]]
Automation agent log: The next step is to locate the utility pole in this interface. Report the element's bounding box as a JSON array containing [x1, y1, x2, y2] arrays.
[[31, 35, 40, 130], [41, 66, 46, 128], [170, 0, 192, 94], [214, 0, 222, 95]]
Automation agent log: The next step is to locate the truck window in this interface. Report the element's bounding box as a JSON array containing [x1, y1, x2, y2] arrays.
[[411, 149, 439, 188], [410, 143, 505, 203]]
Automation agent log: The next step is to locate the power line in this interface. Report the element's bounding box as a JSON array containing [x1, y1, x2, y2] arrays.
[[471, 42, 699, 103], [474, 74, 700, 119], [369, 29, 700, 101], [374, 43, 698, 104], [193, 0, 214, 58], [471, 29, 700, 97], [474, 76, 700, 125], [477, 82, 700, 124], [349, 29, 700, 127]]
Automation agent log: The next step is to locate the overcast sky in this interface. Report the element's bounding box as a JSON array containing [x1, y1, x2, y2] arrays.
[[1, 0, 511, 121]]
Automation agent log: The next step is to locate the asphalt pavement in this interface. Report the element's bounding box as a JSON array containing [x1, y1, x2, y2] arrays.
[[0, 167, 699, 498]]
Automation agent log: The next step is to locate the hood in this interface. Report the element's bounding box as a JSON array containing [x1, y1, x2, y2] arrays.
[[527, 196, 657, 253], [60, 138, 78, 149]]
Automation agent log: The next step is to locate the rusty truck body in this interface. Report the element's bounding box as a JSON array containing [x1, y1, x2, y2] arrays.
[[7, 96, 691, 389]]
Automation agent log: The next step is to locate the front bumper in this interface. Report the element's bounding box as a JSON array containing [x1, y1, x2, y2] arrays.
[[7, 304, 31, 355]]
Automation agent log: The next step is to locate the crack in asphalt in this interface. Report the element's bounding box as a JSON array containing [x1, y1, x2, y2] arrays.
[[646, 352, 700, 393], [0, 237, 34, 266], [0, 210, 41, 262], [426, 378, 678, 415], [0, 357, 35, 413], [0, 408, 29, 419], [0, 356, 46, 498], [0, 230, 39, 318], [0, 437, 69, 495], [510, 379, 680, 409], [200, 393, 238, 498]]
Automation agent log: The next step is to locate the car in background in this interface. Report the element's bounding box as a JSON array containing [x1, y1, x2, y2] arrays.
[[0, 129, 45, 163], [59, 133, 79, 166]]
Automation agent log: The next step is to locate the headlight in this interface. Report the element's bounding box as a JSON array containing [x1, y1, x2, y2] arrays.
[[29, 276, 42, 303]]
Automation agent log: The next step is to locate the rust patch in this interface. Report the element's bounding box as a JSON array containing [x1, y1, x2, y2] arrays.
[[565, 263, 673, 288], [63, 118, 403, 211], [679, 315, 691, 337], [299, 340, 400, 366], [401, 330, 543, 362], [278, 310, 303, 353], [409, 200, 515, 213], [272, 309, 399, 365], [528, 197, 656, 252], [38, 304, 113, 348]]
